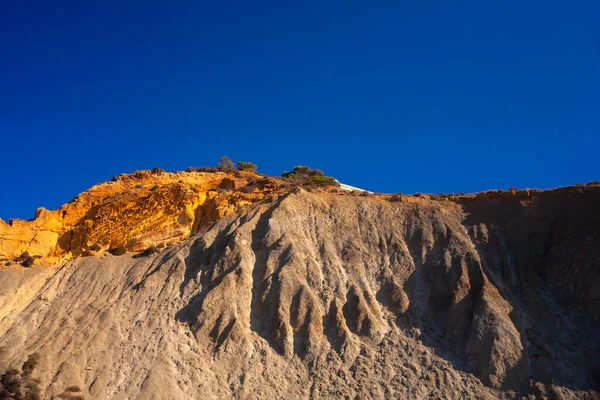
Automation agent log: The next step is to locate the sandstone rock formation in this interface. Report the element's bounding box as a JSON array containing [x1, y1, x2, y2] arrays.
[[0, 170, 270, 265], [0, 177, 599, 399]]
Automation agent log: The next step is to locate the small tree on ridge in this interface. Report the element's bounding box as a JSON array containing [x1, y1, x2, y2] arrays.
[[217, 156, 235, 172]]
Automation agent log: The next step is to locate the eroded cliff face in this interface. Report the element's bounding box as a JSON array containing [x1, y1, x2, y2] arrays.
[[0, 169, 276, 265], [0, 184, 598, 399]]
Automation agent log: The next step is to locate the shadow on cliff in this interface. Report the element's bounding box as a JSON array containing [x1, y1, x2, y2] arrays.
[[394, 222, 535, 391], [174, 215, 249, 328], [175, 195, 291, 354], [456, 187, 600, 392]]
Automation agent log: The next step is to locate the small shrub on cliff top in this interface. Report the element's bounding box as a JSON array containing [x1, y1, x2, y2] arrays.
[[294, 165, 310, 174], [237, 161, 257, 172], [281, 166, 310, 180], [306, 175, 337, 187], [186, 166, 218, 173], [151, 167, 165, 175], [281, 166, 338, 188], [217, 155, 235, 172]]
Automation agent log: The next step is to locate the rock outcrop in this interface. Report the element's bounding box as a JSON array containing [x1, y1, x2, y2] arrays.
[[0, 170, 273, 265], [0, 182, 598, 399]]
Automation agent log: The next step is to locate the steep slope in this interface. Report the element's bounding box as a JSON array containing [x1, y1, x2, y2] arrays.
[[0, 186, 598, 399]]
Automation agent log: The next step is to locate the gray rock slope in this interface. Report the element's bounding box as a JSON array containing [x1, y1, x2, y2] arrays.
[[0, 189, 598, 399]]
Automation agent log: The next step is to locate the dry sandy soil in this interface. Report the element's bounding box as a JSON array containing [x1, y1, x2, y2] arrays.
[[0, 184, 599, 399]]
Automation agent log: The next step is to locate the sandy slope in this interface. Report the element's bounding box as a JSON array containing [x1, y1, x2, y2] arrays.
[[0, 188, 598, 399]]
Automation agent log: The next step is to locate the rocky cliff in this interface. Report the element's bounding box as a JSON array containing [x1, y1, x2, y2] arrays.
[[0, 169, 275, 265], [0, 175, 598, 399]]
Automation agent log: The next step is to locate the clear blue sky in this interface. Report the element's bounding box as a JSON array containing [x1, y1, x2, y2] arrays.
[[1, 1, 599, 221]]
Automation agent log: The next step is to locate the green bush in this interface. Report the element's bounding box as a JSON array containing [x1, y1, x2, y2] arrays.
[[237, 161, 257, 172], [292, 166, 311, 175], [281, 166, 312, 180], [306, 176, 337, 187], [281, 166, 338, 187]]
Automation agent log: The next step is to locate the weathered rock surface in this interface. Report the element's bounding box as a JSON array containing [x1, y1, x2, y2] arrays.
[[0, 184, 598, 399], [0, 170, 268, 265]]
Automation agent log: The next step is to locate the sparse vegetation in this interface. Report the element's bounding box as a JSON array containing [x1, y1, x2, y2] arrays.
[[0, 354, 41, 400], [151, 167, 165, 175], [237, 162, 257, 172], [217, 156, 235, 172], [186, 166, 218, 173], [281, 166, 338, 188], [188, 156, 240, 174], [306, 175, 337, 186], [186, 158, 259, 174]]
